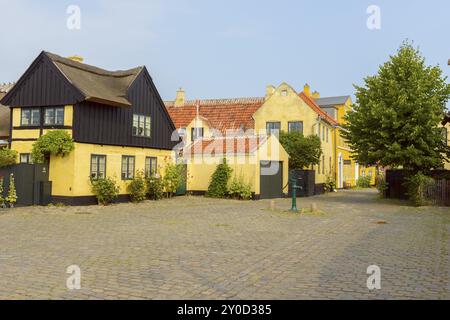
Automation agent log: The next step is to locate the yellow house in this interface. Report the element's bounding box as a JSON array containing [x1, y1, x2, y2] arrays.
[[0, 51, 178, 205], [167, 83, 338, 195], [184, 135, 290, 199], [315, 95, 376, 187]]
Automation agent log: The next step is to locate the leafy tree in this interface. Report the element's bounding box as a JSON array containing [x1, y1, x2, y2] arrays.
[[163, 163, 183, 197], [31, 130, 75, 163], [207, 158, 233, 198], [0, 148, 17, 168], [342, 42, 450, 172], [279, 131, 322, 169]]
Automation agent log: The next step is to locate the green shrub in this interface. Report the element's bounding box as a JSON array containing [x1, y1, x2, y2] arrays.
[[207, 159, 233, 198], [376, 174, 388, 197], [228, 174, 253, 200], [6, 173, 17, 208], [324, 175, 336, 192], [163, 163, 183, 197], [147, 174, 164, 200], [91, 176, 120, 206], [31, 130, 74, 163], [0, 148, 17, 168], [404, 172, 434, 207], [356, 176, 372, 188], [0, 177, 5, 207], [127, 170, 147, 203]]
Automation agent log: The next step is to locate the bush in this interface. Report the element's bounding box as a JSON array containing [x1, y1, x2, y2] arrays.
[[91, 176, 120, 206], [376, 174, 388, 197], [356, 176, 372, 188], [228, 174, 253, 200], [0, 148, 17, 168], [6, 173, 17, 208], [207, 159, 233, 198], [404, 172, 434, 207], [147, 174, 164, 200], [127, 170, 147, 203], [31, 130, 74, 163], [0, 177, 5, 207], [163, 163, 183, 197], [324, 175, 336, 192]]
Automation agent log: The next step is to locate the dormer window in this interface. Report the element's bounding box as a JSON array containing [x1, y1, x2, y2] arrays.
[[281, 90, 288, 96], [132, 114, 151, 138], [192, 127, 204, 141]]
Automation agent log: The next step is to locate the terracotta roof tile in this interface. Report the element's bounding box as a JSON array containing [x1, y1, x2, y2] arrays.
[[299, 92, 338, 126], [184, 135, 268, 155]]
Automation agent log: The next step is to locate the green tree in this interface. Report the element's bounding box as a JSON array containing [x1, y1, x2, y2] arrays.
[[163, 163, 183, 197], [0, 148, 17, 168], [31, 130, 75, 164], [207, 158, 233, 198], [279, 131, 322, 169], [0, 177, 5, 207], [342, 42, 450, 172]]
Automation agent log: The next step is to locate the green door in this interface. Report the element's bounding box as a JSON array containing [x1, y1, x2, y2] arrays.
[[260, 161, 283, 199], [176, 164, 187, 196]]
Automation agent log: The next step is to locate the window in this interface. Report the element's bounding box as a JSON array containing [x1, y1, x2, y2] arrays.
[[121, 156, 135, 180], [145, 157, 158, 177], [266, 122, 281, 135], [90, 155, 106, 180], [322, 126, 325, 141], [44, 107, 64, 126], [20, 153, 31, 164], [281, 90, 288, 96], [326, 128, 329, 143], [288, 121, 303, 134], [132, 114, 151, 138], [318, 123, 321, 137], [21, 108, 40, 126], [191, 127, 204, 141], [329, 157, 332, 173]]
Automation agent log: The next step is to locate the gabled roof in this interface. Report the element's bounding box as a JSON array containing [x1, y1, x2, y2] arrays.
[[166, 91, 338, 131], [299, 92, 338, 126], [1, 51, 144, 108], [315, 96, 351, 107], [184, 135, 269, 156], [166, 98, 264, 132], [46, 52, 143, 107]]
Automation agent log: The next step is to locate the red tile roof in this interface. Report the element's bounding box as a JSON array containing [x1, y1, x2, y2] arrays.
[[166, 98, 264, 132], [184, 135, 268, 156], [299, 92, 339, 126], [166, 92, 338, 132]]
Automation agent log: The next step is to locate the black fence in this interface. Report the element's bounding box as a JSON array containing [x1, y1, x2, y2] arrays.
[[288, 170, 316, 197], [0, 164, 52, 206], [386, 169, 450, 206]]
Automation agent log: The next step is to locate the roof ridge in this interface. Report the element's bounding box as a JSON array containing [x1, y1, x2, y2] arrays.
[[45, 52, 143, 78]]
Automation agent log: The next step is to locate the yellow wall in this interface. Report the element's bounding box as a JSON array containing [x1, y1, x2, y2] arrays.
[[442, 122, 450, 170], [253, 83, 335, 184], [57, 143, 174, 197], [186, 135, 289, 196]]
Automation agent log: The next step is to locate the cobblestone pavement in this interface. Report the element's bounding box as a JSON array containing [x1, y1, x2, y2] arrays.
[[0, 189, 449, 300]]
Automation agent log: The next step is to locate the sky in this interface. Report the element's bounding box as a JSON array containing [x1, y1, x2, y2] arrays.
[[0, 0, 449, 102]]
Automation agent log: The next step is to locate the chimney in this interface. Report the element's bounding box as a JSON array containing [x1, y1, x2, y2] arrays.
[[303, 84, 311, 97], [312, 91, 320, 99], [67, 55, 84, 63], [265, 85, 276, 100], [174, 88, 185, 107]]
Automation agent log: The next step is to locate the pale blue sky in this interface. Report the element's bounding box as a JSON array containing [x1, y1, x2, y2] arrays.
[[0, 0, 449, 102]]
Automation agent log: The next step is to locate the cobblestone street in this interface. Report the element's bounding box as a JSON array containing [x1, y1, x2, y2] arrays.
[[0, 189, 449, 300]]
